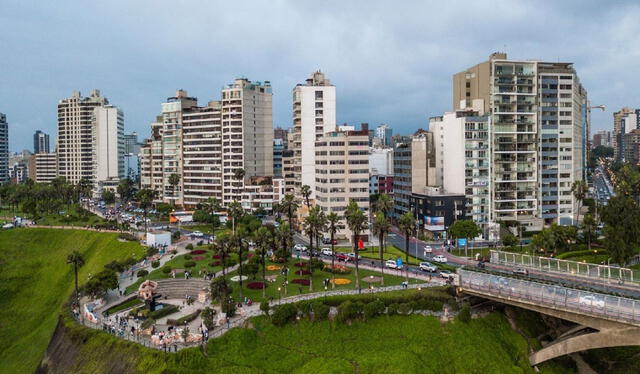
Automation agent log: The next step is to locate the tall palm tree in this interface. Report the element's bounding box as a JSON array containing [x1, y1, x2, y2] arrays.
[[227, 200, 244, 234], [344, 200, 367, 292], [202, 197, 222, 236], [254, 227, 272, 298], [326, 212, 340, 288], [314, 209, 327, 289], [375, 193, 394, 218], [300, 185, 312, 209], [279, 194, 299, 232], [372, 212, 390, 285], [304, 206, 320, 290], [67, 250, 85, 307], [571, 180, 588, 224], [398, 212, 416, 282], [136, 189, 158, 233], [213, 233, 232, 278], [234, 227, 248, 301], [168, 173, 181, 206], [582, 213, 597, 251], [275, 222, 293, 295]]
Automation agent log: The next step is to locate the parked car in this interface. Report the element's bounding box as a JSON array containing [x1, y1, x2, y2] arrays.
[[294, 244, 307, 252], [579, 295, 605, 308], [419, 261, 437, 272], [335, 253, 350, 262], [192, 231, 203, 238], [386, 259, 402, 269], [439, 270, 455, 280], [321, 248, 333, 256], [423, 246, 433, 254], [512, 268, 528, 276], [322, 237, 331, 244], [432, 255, 448, 263]]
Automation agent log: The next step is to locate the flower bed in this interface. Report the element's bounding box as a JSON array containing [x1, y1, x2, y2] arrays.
[[193, 256, 205, 261], [212, 254, 221, 259], [330, 278, 352, 285], [266, 265, 282, 271], [209, 261, 221, 267], [323, 264, 351, 274], [291, 278, 310, 286], [191, 249, 207, 255], [247, 281, 267, 289], [293, 262, 307, 267], [295, 269, 311, 275]]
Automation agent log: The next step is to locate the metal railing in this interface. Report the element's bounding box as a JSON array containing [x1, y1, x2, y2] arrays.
[[490, 250, 640, 286], [458, 269, 640, 326]]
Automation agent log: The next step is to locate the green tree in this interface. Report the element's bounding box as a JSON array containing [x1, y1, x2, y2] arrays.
[[502, 234, 519, 249], [201, 197, 222, 234], [303, 206, 323, 290], [279, 194, 299, 232], [344, 200, 367, 291], [116, 178, 136, 205], [571, 180, 588, 224], [398, 212, 416, 282], [168, 173, 181, 206], [135, 188, 158, 233], [84, 269, 118, 298], [254, 226, 272, 298], [326, 212, 340, 288], [210, 276, 232, 303], [448, 220, 480, 249], [372, 212, 390, 285], [76, 178, 93, 202], [101, 190, 116, 205], [582, 213, 597, 250], [300, 185, 312, 209], [227, 200, 244, 233], [67, 250, 85, 306], [375, 193, 393, 218], [602, 195, 640, 266]]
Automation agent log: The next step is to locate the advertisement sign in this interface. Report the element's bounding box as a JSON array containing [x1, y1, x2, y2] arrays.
[[424, 216, 445, 231], [458, 238, 467, 247]]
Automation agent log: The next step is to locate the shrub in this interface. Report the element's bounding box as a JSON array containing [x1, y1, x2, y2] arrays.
[[336, 300, 362, 323], [364, 300, 385, 319], [298, 301, 314, 318], [197, 240, 204, 246], [184, 254, 192, 260], [161, 266, 172, 274], [398, 303, 413, 315], [225, 258, 237, 267], [118, 233, 138, 241], [260, 300, 270, 316], [272, 304, 298, 326], [184, 261, 196, 268], [149, 305, 179, 319], [146, 246, 159, 257], [137, 269, 149, 277], [309, 258, 324, 270], [140, 318, 156, 330], [172, 230, 181, 240], [457, 304, 471, 323], [387, 303, 399, 315], [291, 278, 310, 286], [221, 298, 236, 317], [191, 249, 207, 255], [151, 260, 160, 268], [201, 307, 216, 330], [295, 269, 311, 275], [313, 301, 330, 321], [186, 244, 194, 250], [167, 309, 201, 326], [247, 282, 267, 289]]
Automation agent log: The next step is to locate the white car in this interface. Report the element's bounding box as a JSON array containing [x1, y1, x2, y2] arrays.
[[423, 246, 433, 254], [321, 248, 333, 256], [432, 255, 448, 263], [192, 231, 204, 238], [294, 244, 307, 252], [579, 295, 605, 308], [419, 261, 437, 272], [385, 259, 402, 269], [439, 270, 455, 280]]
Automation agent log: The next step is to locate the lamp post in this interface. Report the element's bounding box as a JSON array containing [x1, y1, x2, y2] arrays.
[[277, 287, 281, 305]]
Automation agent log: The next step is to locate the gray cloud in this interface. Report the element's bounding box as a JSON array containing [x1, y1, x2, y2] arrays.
[[1, 0, 638, 151]]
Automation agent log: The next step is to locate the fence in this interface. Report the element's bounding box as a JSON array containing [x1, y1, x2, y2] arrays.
[[489, 250, 640, 285], [458, 269, 640, 326]]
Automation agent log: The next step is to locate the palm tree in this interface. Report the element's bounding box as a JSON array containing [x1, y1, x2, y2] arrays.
[[571, 180, 588, 224], [314, 208, 327, 290], [168, 173, 181, 207], [233, 168, 246, 182], [304, 206, 319, 290], [279, 194, 299, 232], [255, 227, 272, 298], [372, 212, 390, 285], [275, 222, 293, 295], [227, 200, 244, 234], [300, 185, 312, 209], [375, 193, 394, 218], [213, 233, 233, 278], [344, 200, 367, 292], [67, 250, 85, 306], [202, 197, 222, 236], [136, 189, 158, 233], [326, 212, 340, 288], [582, 213, 597, 251], [234, 227, 248, 301], [398, 212, 416, 282]]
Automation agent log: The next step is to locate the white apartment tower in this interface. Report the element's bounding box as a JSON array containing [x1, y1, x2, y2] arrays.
[[93, 105, 125, 183], [57, 90, 109, 184], [291, 71, 336, 199], [221, 78, 273, 205], [0, 113, 7, 183]]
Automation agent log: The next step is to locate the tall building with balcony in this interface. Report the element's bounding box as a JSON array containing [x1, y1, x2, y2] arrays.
[[34, 152, 57, 183], [613, 108, 639, 160], [0, 113, 7, 183], [392, 140, 412, 219], [453, 53, 587, 228], [290, 71, 336, 200], [221, 78, 273, 205], [182, 101, 223, 208], [33, 130, 50, 154], [57, 90, 109, 184], [315, 125, 369, 242], [93, 105, 125, 184], [139, 120, 164, 193]]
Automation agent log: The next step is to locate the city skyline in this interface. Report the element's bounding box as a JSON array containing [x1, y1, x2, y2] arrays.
[[2, 1, 640, 151]]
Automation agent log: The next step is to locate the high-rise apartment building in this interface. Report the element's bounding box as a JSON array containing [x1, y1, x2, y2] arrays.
[[613, 108, 639, 160], [182, 101, 223, 207], [315, 126, 370, 242], [0, 113, 8, 183], [139, 120, 164, 193], [375, 124, 393, 147], [290, 71, 336, 200], [93, 105, 125, 183], [34, 152, 57, 183], [221, 79, 273, 205], [57, 90, 109, 184], [592, 130, 612, 148], [453, 53, 588, 227], [273, 138, 285, 177], [623, 129, 640, 165], [33, 130, 50, 154]]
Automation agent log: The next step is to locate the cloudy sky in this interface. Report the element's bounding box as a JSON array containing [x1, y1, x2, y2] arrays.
[[1, 0, 639, 151]]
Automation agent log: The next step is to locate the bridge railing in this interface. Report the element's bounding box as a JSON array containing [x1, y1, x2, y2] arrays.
[[489, 250, 640, 286], [458, 269, 640, 326]]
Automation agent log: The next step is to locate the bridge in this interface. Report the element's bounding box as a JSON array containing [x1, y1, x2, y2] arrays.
[[456, 268, 640, 366]]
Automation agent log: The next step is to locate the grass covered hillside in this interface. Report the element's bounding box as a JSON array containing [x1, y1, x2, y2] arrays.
[[0, 228, 145, 374], [42, 312, 574, 374]]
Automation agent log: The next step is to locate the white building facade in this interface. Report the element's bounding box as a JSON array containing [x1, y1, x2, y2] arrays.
[[93, 105, 125, 183]]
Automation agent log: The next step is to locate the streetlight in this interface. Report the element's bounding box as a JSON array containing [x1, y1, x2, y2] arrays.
[[277, 287, 281, 305]]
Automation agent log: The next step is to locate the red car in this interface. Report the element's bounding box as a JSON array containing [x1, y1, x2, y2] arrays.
[[335, 253, 351, 262]]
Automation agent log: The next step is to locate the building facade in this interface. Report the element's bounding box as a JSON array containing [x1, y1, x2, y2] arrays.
[[93, 105, 125, 184], [241, 176, 284, 214], [369, 174, 394, 195], [0, 113, 8, 183], [623, 129, 640, 165], [34, 152, 57, 183], [33, 130, 50, 154], [613, 108, 637, 159], [410, 186, 466, 240], [375, 124, 393, 147], [290, 71, 336, 200], [392, 140, 412, 219], [592, 130, 611, 148], [315, 127, 370, 241]]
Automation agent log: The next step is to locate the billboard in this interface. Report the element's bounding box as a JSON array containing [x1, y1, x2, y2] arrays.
[[424, 216, 445, 231]]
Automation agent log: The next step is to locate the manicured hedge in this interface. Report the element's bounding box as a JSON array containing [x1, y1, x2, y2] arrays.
[[148, 305, 179, 320], [167, 309, 201, 326]]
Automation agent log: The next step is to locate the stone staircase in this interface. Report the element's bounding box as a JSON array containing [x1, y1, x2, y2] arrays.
[[155, 279, 210, 299]]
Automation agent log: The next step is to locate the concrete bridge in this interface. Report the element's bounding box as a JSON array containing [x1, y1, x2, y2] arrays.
[[456, 269, 640, 366]]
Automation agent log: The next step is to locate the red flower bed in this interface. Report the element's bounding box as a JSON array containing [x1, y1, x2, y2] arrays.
[[247, 282, 267, 289], [293, 262, 307, 267], [295, 269, 311, 275], [247, 253, 254, 258], [191, 249, 207, 255], [193, 256, 205, 261], [209, 261, 221, 267], [291, 278, 310, 286], [212, 254, 221, 259]]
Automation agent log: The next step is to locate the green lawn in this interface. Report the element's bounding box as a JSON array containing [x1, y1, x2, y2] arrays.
[[0, 228, 145, 374], [334, 245, 421, 265], [182, 224, 224, 235], [53, 310, 573, 374], [34, 205, 107, 227]]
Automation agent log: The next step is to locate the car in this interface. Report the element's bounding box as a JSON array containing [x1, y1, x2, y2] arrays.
[[579, 295, 605, 308], [423, 246, 433, 254], [294, 244, 307, 252], [347, 252, 357, 260], [321, 248, 333, 256], [335, 252, 350, 262], [322, 237, 331, 244], [432, 255, 448, 263], [419, 261, 437, 272], [192, 231, 203, 238], [386, 259, 403, 269], [439, 270, 455, 280], [512, 268, 528, 276]]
